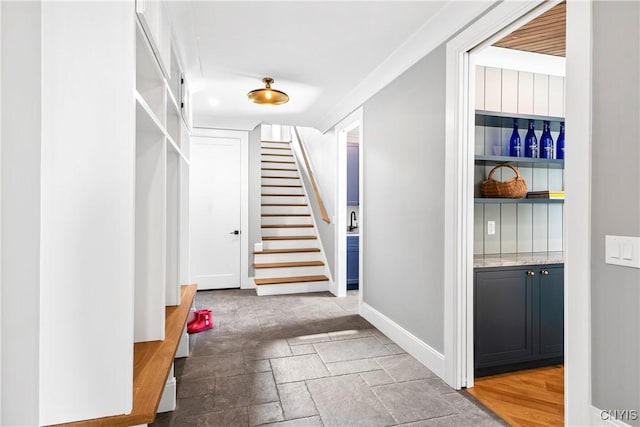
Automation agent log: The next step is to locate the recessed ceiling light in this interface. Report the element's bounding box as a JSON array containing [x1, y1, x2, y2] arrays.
[[208, 98, 220, 107]]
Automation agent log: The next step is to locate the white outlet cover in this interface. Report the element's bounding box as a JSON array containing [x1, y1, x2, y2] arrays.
[[605, 235, 640, 269], [487, 221, 496, 235]]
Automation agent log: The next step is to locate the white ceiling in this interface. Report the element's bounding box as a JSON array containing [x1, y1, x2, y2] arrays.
[[168, 1, 494, 131]]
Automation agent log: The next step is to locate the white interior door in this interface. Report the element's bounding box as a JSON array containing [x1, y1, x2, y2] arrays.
[[190, 136, 241, 289]]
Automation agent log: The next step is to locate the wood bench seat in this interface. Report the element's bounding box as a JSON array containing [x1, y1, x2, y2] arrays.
[[51, 284, 197, 427]]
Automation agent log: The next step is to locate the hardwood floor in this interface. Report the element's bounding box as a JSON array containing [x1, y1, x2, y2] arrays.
[[467, 365, 564, 427]]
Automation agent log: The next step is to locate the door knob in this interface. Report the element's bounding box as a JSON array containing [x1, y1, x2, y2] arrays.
[[229, 230, 240, 235], [540, 270, 549, 275], [527, 271, 535, 276]]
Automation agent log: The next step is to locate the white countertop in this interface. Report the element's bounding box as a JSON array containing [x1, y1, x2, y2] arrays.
[[474, 251, 564, 268]]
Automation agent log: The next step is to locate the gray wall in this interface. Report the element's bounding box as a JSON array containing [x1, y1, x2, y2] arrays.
[[248, 126, 262, 278], [1, 2, 41, 424], [591, 1, 640, 421], [362, 44, 446, 353]]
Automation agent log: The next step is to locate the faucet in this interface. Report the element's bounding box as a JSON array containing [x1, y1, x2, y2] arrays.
[[349, 211, 358, 231]]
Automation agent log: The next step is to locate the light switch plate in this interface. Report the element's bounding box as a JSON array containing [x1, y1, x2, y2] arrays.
[[605, 235, 640, 268]]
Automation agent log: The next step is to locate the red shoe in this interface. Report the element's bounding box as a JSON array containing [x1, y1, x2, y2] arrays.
[[187, 309, 210, 328], [187, 309, 213, 334]]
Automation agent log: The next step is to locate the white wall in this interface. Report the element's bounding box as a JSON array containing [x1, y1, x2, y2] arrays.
[[295, 127, 338, 278], [2, 2, 136, 425], [1, 2, 41, 424], [362, 44, 446, 354], [39, 3, 136, 424]]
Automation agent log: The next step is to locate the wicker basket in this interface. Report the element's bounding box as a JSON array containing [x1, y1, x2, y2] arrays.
[[481, 164, 527, 199]]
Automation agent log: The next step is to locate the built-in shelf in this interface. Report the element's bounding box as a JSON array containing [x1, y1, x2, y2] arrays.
[[475, 110, 564, 132], [475, 155, 564, 168], [475, 198, 564, 204]]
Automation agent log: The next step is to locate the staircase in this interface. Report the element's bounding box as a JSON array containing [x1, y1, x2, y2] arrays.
[[254, 139, 331, 296]]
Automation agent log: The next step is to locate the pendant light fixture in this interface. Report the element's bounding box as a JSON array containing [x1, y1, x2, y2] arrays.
[[247, 77, 289, 105]]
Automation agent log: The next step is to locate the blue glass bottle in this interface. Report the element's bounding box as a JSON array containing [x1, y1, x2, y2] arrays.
[[524, 119, 538, 158], [540, 121, 554, 159], [509, 120, 522, 157], [556, 122, 565, 159]]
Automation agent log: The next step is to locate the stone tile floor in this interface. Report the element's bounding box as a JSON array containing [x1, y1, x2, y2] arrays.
[[151, 290, 505, 427]]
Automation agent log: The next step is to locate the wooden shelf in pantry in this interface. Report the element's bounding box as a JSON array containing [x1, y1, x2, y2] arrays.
[[475, 155, 564, 169], [475, 110, 565, 132], [51, 284, 197, 427], [475, 198, 564, 204]]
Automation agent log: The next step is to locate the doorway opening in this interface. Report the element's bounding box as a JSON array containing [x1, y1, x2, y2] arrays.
[[335, 108, 363, 304], [444, 2, 572, 426]]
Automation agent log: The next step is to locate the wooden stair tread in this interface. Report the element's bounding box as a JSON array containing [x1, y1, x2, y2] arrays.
[[261, 146, 291, 151], [261, 160, 295, 164], [262, 193, 305, 197], [261, 224, 313, 228], [262, 203, 308, 206], [54, 285, 197, 427], [261, 140, 291, 144], [261, 176, 300, 179], [262, 168, 298, 171], [262, 235, 317, 240], [254, 260, 324, 269], [255, 275, 329, 286], [261, 153, 294, 157], [262, 184, 303, 188], [254, 248, 321, 254], [261, 214, 311, 217]]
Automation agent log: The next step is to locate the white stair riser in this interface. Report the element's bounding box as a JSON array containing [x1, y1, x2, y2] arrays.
[[261, 216, 313, 225], [262, 227, 315, 237], [262, 169, 299, 178], [254, 265, 326, 278], [262, 148, 292, 156], [262, 239, 319, 250], [262, 196, 307, 204], [256, 281, 329, 296], [262, 186, 304, 196], [261, 142, 290, 149], [262, 178, 301, 186], [254, 252, 323, 263], [261, 162, 297, 171], [261, 205, 309, 215], [261, 155, 294, 163]]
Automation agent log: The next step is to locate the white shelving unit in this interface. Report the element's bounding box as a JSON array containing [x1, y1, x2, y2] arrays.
[[135, 19, 191, 343]]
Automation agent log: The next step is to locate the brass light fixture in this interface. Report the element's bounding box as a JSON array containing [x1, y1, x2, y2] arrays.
[[247, 77, 289, 105]]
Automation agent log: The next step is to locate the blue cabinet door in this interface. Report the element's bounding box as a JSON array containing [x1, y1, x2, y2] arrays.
[[474, 269, 534, 367], [537, 266, 564, 357], [347, 143, 359, 205], [347, 236, 359, 289]]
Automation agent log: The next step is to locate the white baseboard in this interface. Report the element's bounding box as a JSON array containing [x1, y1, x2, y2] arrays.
[[256, 281, 329, 296], [242, 277, 257, 290], [591, 406, 634, 426], [360, 302, 445, 379]]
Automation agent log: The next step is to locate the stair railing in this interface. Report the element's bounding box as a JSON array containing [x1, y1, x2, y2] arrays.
[[292, 126, 331, 224]]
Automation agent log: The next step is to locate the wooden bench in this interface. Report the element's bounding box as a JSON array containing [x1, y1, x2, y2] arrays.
[[52, 284, 197, 427]]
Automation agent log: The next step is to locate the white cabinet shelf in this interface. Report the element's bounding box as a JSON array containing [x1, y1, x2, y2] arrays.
[[134, 16, 191, 342], [136, 25, 164, 124]]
